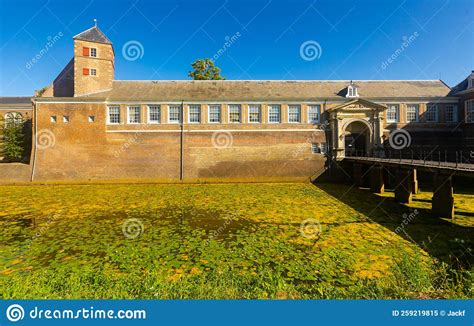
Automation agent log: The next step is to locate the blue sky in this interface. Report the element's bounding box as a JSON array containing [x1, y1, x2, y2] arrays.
[[0, 0, 473, 96]]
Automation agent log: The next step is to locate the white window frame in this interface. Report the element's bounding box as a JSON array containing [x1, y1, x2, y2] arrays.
[[188, 104, 201, 124], [425, 104, 438, 123], [386, 104, 399, 123], [88, 115, 95, 123], [63, 116, 69, 123], [308, 104, 321, 124], [90, 48, 97, 57], [248, 104, 261, 123], [444, 105, 457, 123], [168, 104, 181, 124], [228, 104, 241, 123], [288, 105, 301, 123], [90, 68, 97, 76], [107, 106, 120, 125], [127, 106, 141, 124], [208, 104, 221, 123], [346, 86, 359, 98], [406, 104, 419, 123], [148, 105, 161, 124], [466, 100, 474, 123], [268, 104, 281, 124]]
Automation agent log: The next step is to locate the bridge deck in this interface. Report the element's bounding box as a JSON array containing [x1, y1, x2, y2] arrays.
[[344, 157, 474, 175]]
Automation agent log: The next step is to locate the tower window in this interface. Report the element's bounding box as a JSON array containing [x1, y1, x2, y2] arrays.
[[50, 116, 57, 123], [63, 116, 70, 123], [90, 69, 97, 76], [88, 116, 95, 123], [90, 48, 97, 57]]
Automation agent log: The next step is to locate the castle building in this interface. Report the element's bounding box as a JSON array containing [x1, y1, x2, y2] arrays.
[[7, 25, 473, 182]]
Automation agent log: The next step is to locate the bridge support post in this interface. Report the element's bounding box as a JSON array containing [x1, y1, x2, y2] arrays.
[[353, 163, 363, 187], [432, 173, 454, 219], [411, 169, 419, 194], [394, 168, 412, 204], [370, 165, 384, 193]]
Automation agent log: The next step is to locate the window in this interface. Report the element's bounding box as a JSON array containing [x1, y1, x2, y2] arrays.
[[90, 48, 97, 57], [308, 105, 321, 124], [288, 105, 301, 123], [128, 106, 141, 124], [321, 143, 327, 154], [386, 104, 399, 123], [148, 105, 160, 124], [406, 104, 419, 122], [228, 104, 241, 123], [425, 104, 438, 122], [445, 105, 457, 123], [208, 104, 221, 123], [311, 143, 320, 154], [168, 105, 181, 123], [4, 112, 22, 127], [346, 85, 359, 98], [108, 106, 120, 124], [188, 105, 201, 123], [248, 104, 261, 123], [83, 47, 97, 57], [88, 116, 95, 123], [63, 116, 69, 123], [268, 105, 281, 123], [83, 68, 96, 76], [467, 100, 474, 123], [50, 116, 57, 123]]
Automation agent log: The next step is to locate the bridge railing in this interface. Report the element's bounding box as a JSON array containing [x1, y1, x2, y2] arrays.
[[345, 148, 474, 168]]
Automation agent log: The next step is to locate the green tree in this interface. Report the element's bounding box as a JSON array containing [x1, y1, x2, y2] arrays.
[[188, 58, 225, 80], [0, 115, 25, 162]]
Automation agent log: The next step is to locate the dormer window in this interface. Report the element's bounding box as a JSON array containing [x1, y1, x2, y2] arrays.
[[469, 76, 474, 89], [346, 82, 359, 98]]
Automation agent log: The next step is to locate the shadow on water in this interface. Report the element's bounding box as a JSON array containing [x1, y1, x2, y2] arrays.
[[313, 181, 473, 269]]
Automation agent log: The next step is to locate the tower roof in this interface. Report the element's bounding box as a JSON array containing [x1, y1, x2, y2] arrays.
[[73, 26, 112, 44]]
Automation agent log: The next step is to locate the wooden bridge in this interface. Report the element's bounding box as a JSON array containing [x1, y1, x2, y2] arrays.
[[343, 153, 474, 219]]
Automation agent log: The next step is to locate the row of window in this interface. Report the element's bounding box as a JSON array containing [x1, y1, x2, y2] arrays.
[[386, 104, 459, 123], [108, 104, 322, 125], [50, 115, 95, 123]]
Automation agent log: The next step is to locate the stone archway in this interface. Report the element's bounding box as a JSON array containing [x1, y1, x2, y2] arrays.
[[328, 98, 386, 160], [343, 120, 371, 157]]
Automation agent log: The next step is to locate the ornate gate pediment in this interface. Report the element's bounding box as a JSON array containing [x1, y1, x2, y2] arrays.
[[327, 98, 387, 113]]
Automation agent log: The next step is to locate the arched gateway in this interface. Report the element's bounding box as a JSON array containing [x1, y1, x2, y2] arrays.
[[328, 99, 387, 160]]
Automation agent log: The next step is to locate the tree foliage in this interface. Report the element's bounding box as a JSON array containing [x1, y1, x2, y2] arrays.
[[188, 58, 224, 80], [0, 115, 25, 162]]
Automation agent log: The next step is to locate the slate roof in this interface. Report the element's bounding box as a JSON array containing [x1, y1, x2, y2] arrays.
[[73, 26, 112, 44], [78, 80, 452, 101], [449, 71, 474, 95], [0, 97, 32, 106]]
